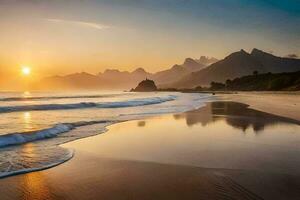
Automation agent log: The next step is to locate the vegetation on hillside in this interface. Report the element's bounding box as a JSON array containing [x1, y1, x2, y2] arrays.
[[208, 71, 300, 91]]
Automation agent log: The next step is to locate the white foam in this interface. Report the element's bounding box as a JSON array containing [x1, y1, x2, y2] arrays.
[[0, 120, 113, 148], [0, 150, 74, 179], [0, 93, 214, 178], [0, 124, 75, 148], [0, 95, 177, 113]]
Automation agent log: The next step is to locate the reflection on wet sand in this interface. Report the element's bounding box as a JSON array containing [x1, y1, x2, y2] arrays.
[[174, 101, 300, 132], [65, 101, 300, 175], [20, 172, 51, 200], [137, 121, 146, 127], [1, 101, 300, 200]]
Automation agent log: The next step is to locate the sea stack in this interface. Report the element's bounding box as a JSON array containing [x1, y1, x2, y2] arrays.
[[132, 78, 157, 92]]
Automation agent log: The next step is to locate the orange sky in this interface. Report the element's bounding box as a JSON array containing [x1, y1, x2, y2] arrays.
[[0, 0, 299, 83]]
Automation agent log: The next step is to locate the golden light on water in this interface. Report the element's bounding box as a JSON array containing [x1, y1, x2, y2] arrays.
[[24, 112, 31, 119], [23, 112, 33, 132], [21, 66, 31, 75], [21, 166, 50, 200], [23, 91, 31, 97]]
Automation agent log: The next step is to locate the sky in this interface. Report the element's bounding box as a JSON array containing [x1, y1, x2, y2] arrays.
[[0, 0, 299, 79]]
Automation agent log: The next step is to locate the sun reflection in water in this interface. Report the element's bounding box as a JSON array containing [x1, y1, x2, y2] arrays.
[[21, 172, 51, 200], [22, 91, 31, 97], [22, 143, 35, 155], [23, 112, 33, 132]]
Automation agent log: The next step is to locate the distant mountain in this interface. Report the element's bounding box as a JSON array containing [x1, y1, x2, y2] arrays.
[[42, 72, 100, 90], [132, 67, 149, 75], [251, 48, 300, 73], [152, 58, 206, 85], [41, 69, 152, 90], [196, 56, 219, 66], [167, 49, 300, 88], [182, 58, 206, 71], [99, 69, 130, 77], [39, 56, 208, 90], [97, 68, 152, 89]]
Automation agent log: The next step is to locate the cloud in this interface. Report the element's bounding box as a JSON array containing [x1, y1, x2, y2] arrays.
[[46, 18, 109, 30]]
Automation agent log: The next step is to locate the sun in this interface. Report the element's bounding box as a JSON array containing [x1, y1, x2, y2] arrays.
[[21, 66, 31, 75]]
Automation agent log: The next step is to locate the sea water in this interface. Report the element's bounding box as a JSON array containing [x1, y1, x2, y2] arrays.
[[0, 91, 213, 178]]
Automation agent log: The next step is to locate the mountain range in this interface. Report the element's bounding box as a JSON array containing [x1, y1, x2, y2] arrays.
[[166, 49, 300, 88], [38, 49, 300, 90], [38, 56, 217, 90]]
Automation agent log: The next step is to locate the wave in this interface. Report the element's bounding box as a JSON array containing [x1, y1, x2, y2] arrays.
[[0, 95, 177, 113], [0, 120, 114, 179], [0, 120, 110, 148], [0, 94, 124, 102], [0, 93, 213, 179], [0, 150, 74, 179]]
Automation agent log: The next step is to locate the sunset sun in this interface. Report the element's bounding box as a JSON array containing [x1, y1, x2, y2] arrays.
[[21, 66, 31, 76]]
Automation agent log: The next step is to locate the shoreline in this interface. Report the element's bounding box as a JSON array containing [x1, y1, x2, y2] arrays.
[[0, 100, 299, 199], [0, 93, 212, 179], [0, 94, 300, 199], [217, 92, 300, 121], [0, 101, 300, 200], [1, 91, 300, 179], [0, 150, 74, 179]]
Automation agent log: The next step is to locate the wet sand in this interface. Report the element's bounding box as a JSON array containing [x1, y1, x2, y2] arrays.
[[0, 101, 300, 200], [219, 92, 300, 121], [0, 152, 267, 200]]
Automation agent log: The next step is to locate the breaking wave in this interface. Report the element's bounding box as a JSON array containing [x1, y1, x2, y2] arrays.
[[0, 93, 213, 179], [0, 95, 177, 113], [0, 120, 110, 148], [0, 93, 124, 101]]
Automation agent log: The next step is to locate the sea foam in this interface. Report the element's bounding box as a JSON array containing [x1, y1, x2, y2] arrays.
[[0, 93, 213, 178], [0, 95, 177, 113], [0, 120, 110, 148]]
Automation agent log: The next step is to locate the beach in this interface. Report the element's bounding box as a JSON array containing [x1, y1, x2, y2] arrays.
[[219, 92, 300, 121], [1, 0, 300, 199], [0, 94, 300, 200]]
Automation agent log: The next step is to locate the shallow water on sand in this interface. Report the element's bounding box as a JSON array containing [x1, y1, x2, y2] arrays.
[[66, 101, 300, 175], [0, 91, 212, 177]]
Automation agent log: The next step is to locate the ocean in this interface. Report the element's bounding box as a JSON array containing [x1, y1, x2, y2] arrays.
[[0, 91, 213, 178]]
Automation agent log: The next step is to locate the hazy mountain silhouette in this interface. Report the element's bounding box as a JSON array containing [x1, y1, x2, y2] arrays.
[[42, 72, 100, 89], [166, 49, 300, 88], [39, 68, 152, 90], [38, 49, 300, 90], [97, 68, 152, 89], [251, 48, 300, 72], [40, 57, 208, 90], [196, 56, 219, 66], [151, 58, 206, 85]]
